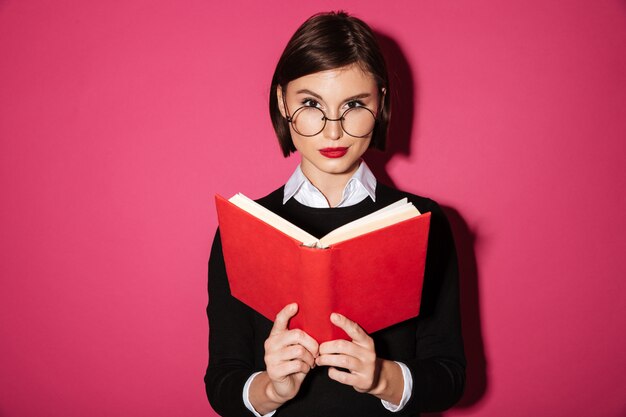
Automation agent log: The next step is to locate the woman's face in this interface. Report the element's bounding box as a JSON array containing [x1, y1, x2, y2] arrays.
[[279, 64, 381, 184]]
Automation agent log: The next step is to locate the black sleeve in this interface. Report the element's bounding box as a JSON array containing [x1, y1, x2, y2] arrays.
[[204, 229, 258, 417], [401, 200, 466, 413]]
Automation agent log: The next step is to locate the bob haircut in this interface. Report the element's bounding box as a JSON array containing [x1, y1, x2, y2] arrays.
[[270, 11, 391, 157]]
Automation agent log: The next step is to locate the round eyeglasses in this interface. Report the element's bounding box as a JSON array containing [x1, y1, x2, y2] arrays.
[[286, 106, 377, 138]]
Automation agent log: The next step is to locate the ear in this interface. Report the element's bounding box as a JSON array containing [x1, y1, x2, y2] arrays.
[[277, 85, 287, 118]]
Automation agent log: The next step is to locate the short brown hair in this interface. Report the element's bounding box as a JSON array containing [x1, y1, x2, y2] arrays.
[[269, 11, 391, 157]]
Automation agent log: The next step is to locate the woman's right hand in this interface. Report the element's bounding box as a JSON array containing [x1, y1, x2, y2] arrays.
[[261, 303, 319, 404]]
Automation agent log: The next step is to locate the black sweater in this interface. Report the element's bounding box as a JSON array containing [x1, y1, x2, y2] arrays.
[[205, 183, 465, 416]]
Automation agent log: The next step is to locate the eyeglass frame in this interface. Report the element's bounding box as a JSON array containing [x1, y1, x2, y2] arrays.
[[282, 95, 380, 138]]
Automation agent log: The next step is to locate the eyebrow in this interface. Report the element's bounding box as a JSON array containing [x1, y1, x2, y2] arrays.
[[295, 89, 372, 102]]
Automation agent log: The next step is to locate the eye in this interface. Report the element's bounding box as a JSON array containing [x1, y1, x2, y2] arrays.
[[301, 98, 321, 108], [346, 100, 366, 109]]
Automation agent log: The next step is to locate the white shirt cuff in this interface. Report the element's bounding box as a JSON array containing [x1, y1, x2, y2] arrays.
[[381, 361, 413, 412], [243, 372, 276, 417]]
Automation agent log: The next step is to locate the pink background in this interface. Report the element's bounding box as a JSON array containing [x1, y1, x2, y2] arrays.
[[1, 1, 625, 416]]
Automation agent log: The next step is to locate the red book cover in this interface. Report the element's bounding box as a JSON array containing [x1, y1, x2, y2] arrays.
[[215, 194, 431, 342]]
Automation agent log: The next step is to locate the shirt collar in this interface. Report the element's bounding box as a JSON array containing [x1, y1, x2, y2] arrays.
[[283, 161, 377, 207]]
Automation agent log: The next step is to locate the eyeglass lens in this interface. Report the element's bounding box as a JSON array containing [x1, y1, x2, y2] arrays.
[[290, 107, 376, 137]]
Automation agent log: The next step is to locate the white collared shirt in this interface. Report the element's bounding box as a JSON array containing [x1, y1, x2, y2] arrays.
[[243, 161, 413, 415], [283, 160, 377, 208]]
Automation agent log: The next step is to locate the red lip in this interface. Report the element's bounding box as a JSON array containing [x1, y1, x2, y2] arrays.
[[319, 147, 348, 158]]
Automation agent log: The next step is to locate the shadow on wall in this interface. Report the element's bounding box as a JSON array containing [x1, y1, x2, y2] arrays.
[[367, 31, 488, 416], [364, 31, 416, 189], [443, 206, 488, 410]]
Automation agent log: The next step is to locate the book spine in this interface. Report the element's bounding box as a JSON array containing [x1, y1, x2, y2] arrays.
[[293, 246, 334, 343]]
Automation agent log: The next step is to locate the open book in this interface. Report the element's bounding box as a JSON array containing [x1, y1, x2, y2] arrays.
[[215, 193, 431, 342], [227, 193, 422, 248]]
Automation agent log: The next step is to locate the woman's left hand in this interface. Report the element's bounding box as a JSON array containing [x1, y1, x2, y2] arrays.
[[314, 312, 381, 394]]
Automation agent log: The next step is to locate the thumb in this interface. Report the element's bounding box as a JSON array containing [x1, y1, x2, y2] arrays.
[[270, 303, 298, 335]]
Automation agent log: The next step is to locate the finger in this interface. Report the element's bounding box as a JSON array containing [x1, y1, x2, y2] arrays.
[[278, 328, 319, 357], [315, 353, 358, 371], [267, 359, 312, 381], [327, 365, 360, 387], [265, 329, 319, 365], [265, 329, 319, 364], [267, 327, 318, 356], [272, 344, 316, 368], [330, 313, 372, 346], [270, 303, 298, 335], [318, 339, 354, 356]]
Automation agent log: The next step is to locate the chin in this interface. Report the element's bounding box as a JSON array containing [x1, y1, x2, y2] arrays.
[[317, 159, 360, 175]]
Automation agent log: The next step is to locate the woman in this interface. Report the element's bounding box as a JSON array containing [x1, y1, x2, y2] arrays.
[[205, 11, 465, 417]]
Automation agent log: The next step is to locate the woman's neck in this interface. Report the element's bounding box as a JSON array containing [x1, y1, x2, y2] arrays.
[[300, 161, 360, 207]]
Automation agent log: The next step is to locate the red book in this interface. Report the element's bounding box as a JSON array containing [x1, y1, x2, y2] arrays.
[[215, 194, 431, 342]]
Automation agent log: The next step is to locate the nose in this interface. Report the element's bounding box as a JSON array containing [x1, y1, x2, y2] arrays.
[[323, 116, 343, 140]]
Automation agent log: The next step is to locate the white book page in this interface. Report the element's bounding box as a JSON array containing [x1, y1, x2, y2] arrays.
[[319, 199, 421, 247], [229, 193, 319, 246], [327, 198, 410, 231]]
